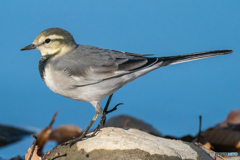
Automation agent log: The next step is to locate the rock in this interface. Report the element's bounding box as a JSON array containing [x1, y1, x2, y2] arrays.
[[101, 114, 162, 137], [192, 109, 240, 152], [197, 127, 240, 152], [164, 134, 195, 142], [43, 127, 212, 160], [0, 124, 34, 147]]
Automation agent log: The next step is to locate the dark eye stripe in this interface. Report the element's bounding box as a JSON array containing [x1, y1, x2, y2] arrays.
[[38, 38, 63, 47]]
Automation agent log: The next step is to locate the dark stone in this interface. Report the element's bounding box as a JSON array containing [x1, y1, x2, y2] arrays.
[[0, 124, 34, 147], [100, 114, 162, 137]]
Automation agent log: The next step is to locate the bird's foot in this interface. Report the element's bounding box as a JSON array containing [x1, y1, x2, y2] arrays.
[[105, 103, 123, 114], [100, 102, 123, 126], [89, 103, 124, 137], [61, 134, 85, 147], [61, 96, 123, 147], [69, 135, 84, 147]]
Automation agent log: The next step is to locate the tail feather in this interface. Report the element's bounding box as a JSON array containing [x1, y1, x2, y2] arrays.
[[159, 49, 233, 67]]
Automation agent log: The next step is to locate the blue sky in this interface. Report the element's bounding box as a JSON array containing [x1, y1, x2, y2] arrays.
[[0, 0, 240, 156]]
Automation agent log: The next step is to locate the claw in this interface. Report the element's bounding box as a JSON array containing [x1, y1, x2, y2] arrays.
[[69, 136, 84, 147], [85, 133, 97, 138], [105, 103, 124, 114], [61, 141, 70, 146], [70, 141, 76, 147]]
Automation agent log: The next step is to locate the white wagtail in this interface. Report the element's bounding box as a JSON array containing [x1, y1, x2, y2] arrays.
[[21, 28, 233, 146]]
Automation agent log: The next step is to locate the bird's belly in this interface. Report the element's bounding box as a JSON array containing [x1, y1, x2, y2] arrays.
[[44, 77, 113, 102], [43, 64, 141, 102], [43, 66, 79, 99], [43, 66, 115, 102]]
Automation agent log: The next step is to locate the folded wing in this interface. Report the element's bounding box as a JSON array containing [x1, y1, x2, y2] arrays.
[[53, 46, 232, 87]]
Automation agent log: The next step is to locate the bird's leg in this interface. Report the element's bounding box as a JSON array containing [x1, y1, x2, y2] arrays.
[[61, 105, 101, 147], [87, 94, 123, 137], [69, 113, 100, 147]]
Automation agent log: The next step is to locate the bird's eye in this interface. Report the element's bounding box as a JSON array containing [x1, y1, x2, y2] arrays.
[[45, 38, 51, 43]]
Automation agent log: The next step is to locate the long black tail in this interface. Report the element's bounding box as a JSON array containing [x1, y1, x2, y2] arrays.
[[159, 49, 233, 67]]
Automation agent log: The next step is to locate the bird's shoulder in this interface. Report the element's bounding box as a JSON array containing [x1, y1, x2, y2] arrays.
[[51, 45, 117, 73], [67, 44, 155, 61]]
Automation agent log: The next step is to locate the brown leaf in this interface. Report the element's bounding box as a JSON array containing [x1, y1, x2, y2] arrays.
[[219, 109, 240, 127], [202, 142, 212, 150], [36, 111, 58, 156], [25, 145, 41, 160], [49, 125, 82, 144]]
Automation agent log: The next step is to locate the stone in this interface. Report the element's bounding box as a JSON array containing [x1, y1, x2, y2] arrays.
[[102, 114, 162, 137], [43, 127, 212, 160], [0, 124, 34, 147]]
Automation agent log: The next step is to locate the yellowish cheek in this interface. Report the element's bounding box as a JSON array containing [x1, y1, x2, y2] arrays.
[[38, 45, 61, 56], [52, 42, 61, 49]]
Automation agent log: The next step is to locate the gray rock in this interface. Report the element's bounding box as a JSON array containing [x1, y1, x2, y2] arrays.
[[102, 114, 162, 137], [43, 127, 212, 160]]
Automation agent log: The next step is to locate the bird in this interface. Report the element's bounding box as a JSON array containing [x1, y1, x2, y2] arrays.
[[21, 28, 233, 146]]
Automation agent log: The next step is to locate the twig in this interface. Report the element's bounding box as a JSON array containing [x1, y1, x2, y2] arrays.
[[197, 115, 202, 142], [28, 135, 37, 160]]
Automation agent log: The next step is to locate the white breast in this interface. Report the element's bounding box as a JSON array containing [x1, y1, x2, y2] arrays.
[[43, 64, 89, 101], [44, 65, 61, 93]]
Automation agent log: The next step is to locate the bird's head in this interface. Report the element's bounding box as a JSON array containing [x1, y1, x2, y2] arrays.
[[21, 28, 77, 56]]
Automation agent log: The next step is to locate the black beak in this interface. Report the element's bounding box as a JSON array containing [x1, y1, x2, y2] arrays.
[[21, 44, 36, 51]]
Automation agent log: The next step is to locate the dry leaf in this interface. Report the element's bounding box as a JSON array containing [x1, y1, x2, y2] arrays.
[[25, 145, 41, 160], [219, 109, 240, 127], [202, 142, 212, 150], [36, 111, 58, 156], [49, 125, 82, 144]]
